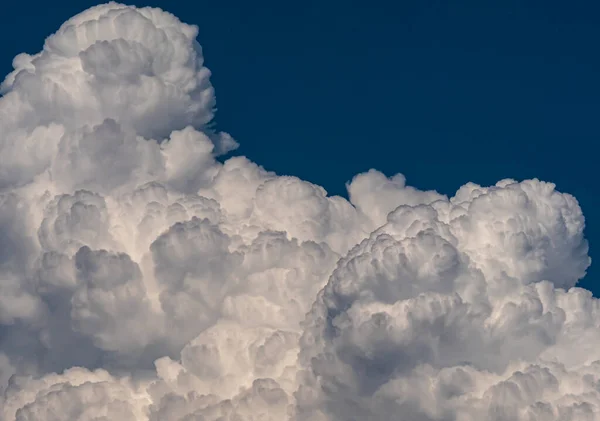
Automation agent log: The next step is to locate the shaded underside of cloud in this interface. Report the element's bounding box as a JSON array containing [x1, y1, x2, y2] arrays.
[[0, 3, 596, 421]]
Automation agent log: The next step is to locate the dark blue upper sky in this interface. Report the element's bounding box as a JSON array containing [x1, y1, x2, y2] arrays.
[[1, 1, 598, 291]]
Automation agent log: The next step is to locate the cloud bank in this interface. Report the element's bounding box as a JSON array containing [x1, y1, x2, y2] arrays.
[[0, 3, 596, 420]]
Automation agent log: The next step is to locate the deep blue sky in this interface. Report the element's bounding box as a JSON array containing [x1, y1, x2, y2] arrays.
[[1, 1, 598, 291]]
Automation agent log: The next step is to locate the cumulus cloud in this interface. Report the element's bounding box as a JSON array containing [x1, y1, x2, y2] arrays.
[[0, 3, 596, 421]]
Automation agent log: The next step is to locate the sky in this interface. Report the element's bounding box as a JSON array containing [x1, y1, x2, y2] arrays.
[[1, 3, 600, 420], [1, 1, 598, 289]]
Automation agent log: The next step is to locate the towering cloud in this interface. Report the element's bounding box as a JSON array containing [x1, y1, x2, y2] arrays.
[[0, 3, 596, 421]]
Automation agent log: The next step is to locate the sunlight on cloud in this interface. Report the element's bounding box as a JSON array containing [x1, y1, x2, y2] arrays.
[[0, 3, 596, 421]]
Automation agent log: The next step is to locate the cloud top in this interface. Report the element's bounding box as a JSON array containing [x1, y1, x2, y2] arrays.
[[0, 3, 595, 421]]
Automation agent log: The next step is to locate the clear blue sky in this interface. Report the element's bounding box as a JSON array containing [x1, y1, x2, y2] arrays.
[[1, 1, 598, 292]]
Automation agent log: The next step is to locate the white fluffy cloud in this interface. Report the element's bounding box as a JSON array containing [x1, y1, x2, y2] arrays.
[[0, 3, 596, 421]]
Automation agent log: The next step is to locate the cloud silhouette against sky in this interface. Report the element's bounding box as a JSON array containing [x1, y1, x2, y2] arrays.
[[0, 3, 597, 421]]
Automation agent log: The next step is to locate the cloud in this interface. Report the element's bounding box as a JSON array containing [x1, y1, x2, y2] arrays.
[[0, 3, 596, 421]]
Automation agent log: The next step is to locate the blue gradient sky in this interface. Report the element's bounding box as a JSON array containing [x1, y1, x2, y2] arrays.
[[1, 0, 597, 291]]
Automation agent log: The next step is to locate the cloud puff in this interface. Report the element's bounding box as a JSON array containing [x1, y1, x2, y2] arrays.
[[0, 3, 596, 421]]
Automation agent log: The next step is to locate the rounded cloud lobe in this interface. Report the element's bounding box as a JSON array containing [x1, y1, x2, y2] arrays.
[[0, 3, 595, 421]]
